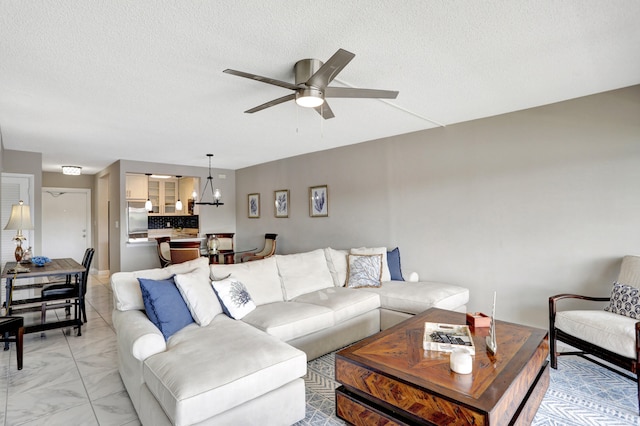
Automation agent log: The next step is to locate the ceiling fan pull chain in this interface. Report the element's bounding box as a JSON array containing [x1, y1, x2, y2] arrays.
[[320, 104, 324, 138]]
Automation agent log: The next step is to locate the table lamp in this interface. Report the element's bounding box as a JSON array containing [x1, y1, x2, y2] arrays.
[[4, 200, 34, 262]]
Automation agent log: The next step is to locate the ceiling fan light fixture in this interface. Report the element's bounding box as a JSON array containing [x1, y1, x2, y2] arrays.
[[295, 88, 324, 108]]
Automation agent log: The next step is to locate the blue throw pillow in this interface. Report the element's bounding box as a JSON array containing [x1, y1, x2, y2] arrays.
[[139, 277, 194, 340], [387, 247, 404, 281]]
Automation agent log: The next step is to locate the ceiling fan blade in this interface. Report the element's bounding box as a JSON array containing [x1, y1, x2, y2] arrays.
[[223, 69, 299, 91], [314, 102, 335, 119], [324, 87, 399, 99], [306, 49, 355, 89], [245, 93, 296, 114]]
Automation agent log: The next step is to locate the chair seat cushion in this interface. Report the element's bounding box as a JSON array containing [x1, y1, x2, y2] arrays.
[[41, 283, 76, 300], [0, 316, 24, 330], [555, 310, 639, 359]]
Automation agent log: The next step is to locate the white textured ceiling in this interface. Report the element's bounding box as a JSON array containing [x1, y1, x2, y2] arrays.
[[1, 1, 639, 173]]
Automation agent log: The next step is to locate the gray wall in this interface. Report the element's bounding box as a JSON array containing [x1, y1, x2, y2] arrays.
[[2, 149, 43, 256], [235, 85, 640, 329]]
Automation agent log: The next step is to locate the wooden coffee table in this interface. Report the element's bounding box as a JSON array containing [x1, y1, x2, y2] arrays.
[[335, 308, 549, 425]]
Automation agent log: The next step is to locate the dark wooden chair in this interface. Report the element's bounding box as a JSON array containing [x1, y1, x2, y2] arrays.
[[549, 255, 640, 414], [41, 248, 95, 324], [206, 233, 235, 264], [240, 233, 277, 262], [169, 241, 202, 264], [0, 316, 24, 370]]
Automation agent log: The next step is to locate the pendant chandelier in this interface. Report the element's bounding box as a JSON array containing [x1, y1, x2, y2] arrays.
[[195, 154, 224, 207]]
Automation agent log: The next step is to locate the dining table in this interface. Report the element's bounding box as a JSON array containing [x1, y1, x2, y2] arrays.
[[2, 258, 85, 348]]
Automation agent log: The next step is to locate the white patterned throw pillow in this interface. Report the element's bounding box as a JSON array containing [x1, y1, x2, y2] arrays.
[[604, 282, 640, 319], [212, 278, 256, 320], [346, 254, 383, 288]]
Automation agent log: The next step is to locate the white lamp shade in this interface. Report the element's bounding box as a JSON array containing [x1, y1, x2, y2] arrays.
[[4, 201, 34, 231], [175, 199, 183, 211], [145, 199, 152, 211]]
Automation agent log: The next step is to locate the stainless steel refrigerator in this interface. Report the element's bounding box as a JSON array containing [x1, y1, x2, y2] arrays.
[[127, 201, 149, 239]]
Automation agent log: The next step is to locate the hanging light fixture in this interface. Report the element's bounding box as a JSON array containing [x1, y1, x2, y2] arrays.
[[195, 154, 224, 207], [175, 175, 183, 211], [144, 173, 152, 211]]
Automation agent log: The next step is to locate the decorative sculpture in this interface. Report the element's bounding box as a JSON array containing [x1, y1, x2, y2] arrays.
[[486, 291, 498, 355]]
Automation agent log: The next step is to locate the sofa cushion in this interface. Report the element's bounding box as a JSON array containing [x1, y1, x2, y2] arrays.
[[276, 249, 335, 300], [212, 278, 256, 320], [362, 281, 469, 314], [211, 257, 283, 306], [604, 282, 640, 319], [242, 301, 335, 341], [138, 277, 195, 340], [174, 267, 222, 326], [556, 310, 638, 359], [294, 287, 381, 324], [112, 257, 210, 311], [325, 247, 348, 287], [143, 315, 307, 426], [387, 247, 404, 281], [346, 254, 383, 288], [351, 247, 391, 282]]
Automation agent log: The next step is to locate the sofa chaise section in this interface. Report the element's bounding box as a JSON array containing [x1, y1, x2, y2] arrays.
[[143, 315, 306, 426]]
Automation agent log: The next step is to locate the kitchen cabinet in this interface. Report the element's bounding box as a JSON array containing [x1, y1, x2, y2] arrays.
[[126, 174, 148, 200], [149, 178, 178, 215]]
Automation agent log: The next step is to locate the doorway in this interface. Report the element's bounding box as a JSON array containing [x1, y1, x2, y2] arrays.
[[41, 188, 91, 265]]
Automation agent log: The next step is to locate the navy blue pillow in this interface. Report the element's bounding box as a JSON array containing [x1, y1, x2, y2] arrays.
[[138, 276, 194, 340], [387, 248, 404, 281]]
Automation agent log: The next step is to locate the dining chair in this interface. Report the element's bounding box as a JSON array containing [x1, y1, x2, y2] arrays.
[[206, 233, 235, 264], [169, 241, 202, 264], [240, 234, 278, 262], [155, 236, 172, 267], [0, 316, 24, 370], [40, 248, 94, 324]]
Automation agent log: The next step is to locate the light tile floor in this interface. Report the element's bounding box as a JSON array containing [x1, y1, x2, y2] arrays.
[[0, 274, 140, 426]]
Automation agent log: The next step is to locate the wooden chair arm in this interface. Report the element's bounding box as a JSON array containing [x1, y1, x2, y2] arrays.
[[548, 293, 610, 329], [549, 293, 610, 303]]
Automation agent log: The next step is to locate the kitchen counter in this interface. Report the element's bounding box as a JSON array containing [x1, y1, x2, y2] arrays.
[[128, 228, 202, 244]]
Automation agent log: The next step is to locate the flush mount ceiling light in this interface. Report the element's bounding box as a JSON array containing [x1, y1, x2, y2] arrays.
[[195, 154, 224, 207], [62, 166, 82, 176]]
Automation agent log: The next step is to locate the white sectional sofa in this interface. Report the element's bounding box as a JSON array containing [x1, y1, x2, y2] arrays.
[[111, 247, 469, 425]]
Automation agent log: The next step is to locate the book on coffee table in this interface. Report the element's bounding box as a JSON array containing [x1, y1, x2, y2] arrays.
[[423, 322, 475, 354]]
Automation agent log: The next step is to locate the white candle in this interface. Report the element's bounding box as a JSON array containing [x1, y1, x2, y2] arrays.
[[450, 349, 473, 374]]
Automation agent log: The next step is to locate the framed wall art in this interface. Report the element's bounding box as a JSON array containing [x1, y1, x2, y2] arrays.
[[274, 189, 289, 218], [248, 193, 260, 218], [309, 185, 328, 217]]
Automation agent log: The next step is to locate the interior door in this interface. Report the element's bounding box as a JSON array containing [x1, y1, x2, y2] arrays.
[[42, 188, 91, 263]]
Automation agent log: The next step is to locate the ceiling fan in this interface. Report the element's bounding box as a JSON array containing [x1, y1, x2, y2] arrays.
[[223, 48, 399, 119]]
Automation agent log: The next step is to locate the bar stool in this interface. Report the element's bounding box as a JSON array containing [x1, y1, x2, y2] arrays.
[[0, 316, 24, 370]]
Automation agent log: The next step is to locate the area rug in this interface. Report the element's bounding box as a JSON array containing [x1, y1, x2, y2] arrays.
[[294, 351, 640, 425]]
